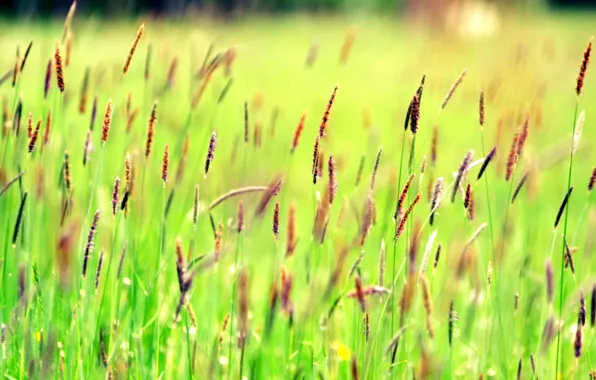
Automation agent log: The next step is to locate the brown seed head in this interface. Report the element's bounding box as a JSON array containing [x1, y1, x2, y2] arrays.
[[95, 249, 104, 290], [273, 201, 280, 239], [451, 150, 473, 203], [464, 182, 475, 221], [123, 24, 144, 75], [479, 89, 485, 126], [394, 174, 414, 221], [54, 44, 65, 92], [255, 176, 284, 217], [430, 177, 444, 226], [360, 194, 374, 246], [27, 112, 32, 138], [312, 136, 320, 184], [319, 85, 338, 137], [145, 102, 157, 157], [441, 68, 467, 110], [286, 202, 297, 256], [161, 144, 169, 185], [101, 99, 112, 143], [576, 37, 593, 96], [28, 119, 41, 153], [291, 112, 306, 153], [214, 222, 223, 262], [328, 155, 337, 204], [396, 193, 421, 239]]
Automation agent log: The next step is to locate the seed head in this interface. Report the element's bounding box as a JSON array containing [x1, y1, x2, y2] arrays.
[[328, 155, 337, 204], [63, 151, 72, 193], [161, 144, 169, 185], [589, 167, 596, 191], [291, 112, 306, 153], [409, 94, 420, 134], [83, 210, 100, 278], [312, 136, 320, 184], [112, 177, 120, 216], [479, 89, 485, 126], [452, 150, 473, 203], [44, 59, 52, 99], [576, 37, 593, 96], [370, 147, 382, 191], [273, 201, 280, 239], [145, 102, 157, 157], [28, 119, 41, 153], [319, 85, 338, 137], [100, 99, 112, 143], [429, 177, 444, 226], [54, 45, 65, 92], [123, 24, 144, 75], [204, 131, 217, 177], [441, 68, 467, 110], [286, 202, 297, 256]]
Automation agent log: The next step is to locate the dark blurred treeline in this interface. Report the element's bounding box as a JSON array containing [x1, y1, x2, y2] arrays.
[[0, 0, 592, 17], [0, 0, 407, 16]]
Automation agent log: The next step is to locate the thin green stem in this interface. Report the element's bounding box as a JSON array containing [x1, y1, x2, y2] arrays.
[[555, 98, 579, 377]]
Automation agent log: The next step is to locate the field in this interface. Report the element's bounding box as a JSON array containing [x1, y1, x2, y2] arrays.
[[1, 10, 596, 379]]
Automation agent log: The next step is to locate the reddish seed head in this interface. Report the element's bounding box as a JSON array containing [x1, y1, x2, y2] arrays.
[[175, 239, 186, 292], [319, 85, 338, 137], [54, 45, 65, 92], [291, 112, 306, 153], [273, 201, 280, 239], [286, 202, 296, 256], [451, 150, 474, 202], [479, 89, 485, 127], [145, 102, 157, 157], [162, 144, 169, 185], [101, 99, 112, 143], [328, 155, 337, 205], [576, 37, 593, 96], [430, 126, 438, 166], [396, 193, 421, 239], [28, 119, 41, 153], [394, 174, 414, 221], [354, 275, 366, 313]]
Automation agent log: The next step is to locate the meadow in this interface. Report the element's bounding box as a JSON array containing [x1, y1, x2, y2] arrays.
[[1, 8, 596, 379]]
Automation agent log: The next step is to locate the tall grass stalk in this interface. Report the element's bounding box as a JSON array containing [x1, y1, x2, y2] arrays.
[[554, 98, 580, 376]]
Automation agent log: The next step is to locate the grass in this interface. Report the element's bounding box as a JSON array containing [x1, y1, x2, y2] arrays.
[[1, 10, 596, 379]]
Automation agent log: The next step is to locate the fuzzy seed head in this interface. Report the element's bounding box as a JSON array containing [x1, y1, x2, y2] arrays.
[[101, 99, 112, 142]]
